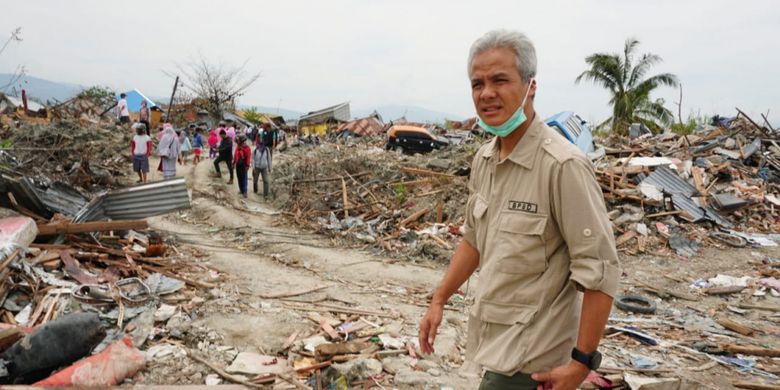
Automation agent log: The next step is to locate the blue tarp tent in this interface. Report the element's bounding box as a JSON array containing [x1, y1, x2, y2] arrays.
[[116, 89, 158, 112]]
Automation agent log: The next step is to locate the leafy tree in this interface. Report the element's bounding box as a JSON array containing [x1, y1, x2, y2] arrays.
[[575, 38, 678, 134], [242, 106, 263, 124], [77, 85, 116, 108]]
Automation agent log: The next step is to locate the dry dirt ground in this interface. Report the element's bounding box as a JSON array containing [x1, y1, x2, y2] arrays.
[[133, 153, 780, 389]]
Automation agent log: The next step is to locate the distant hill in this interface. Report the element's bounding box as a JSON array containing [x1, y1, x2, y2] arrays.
[[0, 73, 84, 103], [354, 105, 464, 124]]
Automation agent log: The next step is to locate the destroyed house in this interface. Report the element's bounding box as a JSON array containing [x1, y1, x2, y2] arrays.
[[0, 93, 46, 115], [298, 102, 350, 136], [335, 111, 384, 137]]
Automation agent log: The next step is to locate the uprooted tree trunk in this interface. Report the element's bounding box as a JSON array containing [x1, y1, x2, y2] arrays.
[[168, 56, 261, 121]]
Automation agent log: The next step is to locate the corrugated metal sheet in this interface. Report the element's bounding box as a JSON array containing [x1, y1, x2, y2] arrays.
[[643, 166, 731, 228], [74, 178, 191, 222], [30, 179, 90, 217], [299, 102, 351, 123], [0, 175, 88, 218], [642, 166, 699, 197], [336, 116, 384, 137]]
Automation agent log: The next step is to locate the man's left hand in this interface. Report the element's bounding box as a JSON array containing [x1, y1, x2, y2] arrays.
[[531, 361, 590, 390]]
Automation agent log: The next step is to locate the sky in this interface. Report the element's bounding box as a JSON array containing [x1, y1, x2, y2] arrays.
[[1, 0, 778, 125]]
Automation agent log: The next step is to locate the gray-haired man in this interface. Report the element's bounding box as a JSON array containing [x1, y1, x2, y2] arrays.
[[419, 29, 620, 390]]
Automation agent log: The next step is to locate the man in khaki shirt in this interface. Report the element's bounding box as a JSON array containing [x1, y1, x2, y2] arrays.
[[419, 30, 621, 390]]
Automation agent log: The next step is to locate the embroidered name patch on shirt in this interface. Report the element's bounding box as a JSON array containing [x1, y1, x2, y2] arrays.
[[508, 200, 538, 214]]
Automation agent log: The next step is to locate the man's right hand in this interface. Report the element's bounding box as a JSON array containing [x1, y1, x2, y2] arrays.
[[419, 302, 444, 354]]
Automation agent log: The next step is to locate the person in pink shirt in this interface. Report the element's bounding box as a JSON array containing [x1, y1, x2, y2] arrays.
[[225, 119, 236, 143]]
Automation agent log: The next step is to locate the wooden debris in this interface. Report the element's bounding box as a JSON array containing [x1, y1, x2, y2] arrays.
[[704, 285, 746, 295], [36, 219, 148, 236], [717, 317, 754, 336], [315, 341, 373, 358], [722, 344, 780, 358], [399, 208, 429, 228], [734, 382, 780, 390]]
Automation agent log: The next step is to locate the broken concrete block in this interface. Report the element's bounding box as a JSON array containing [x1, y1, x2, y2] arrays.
[[427, 159, 451, 171], [394, 368, 444, 386], [154, 304, 177, 322], [624, 374, 681, 390], [226, 352, 288, 376], [205, 374, 222, 385], [380, 356, 414, 375], [433, 326, 461, 363]]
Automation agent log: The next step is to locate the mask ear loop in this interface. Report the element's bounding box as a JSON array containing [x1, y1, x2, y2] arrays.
[[520, 78, 535, 108]]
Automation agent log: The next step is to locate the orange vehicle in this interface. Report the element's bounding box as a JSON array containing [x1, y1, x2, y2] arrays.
[[385, 125, 449, 154]]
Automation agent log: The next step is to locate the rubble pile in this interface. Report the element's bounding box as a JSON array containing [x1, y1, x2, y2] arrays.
[[274, 111, 780, 263], [273, 142, 479, 262], [0, 211, 214, 385], [50, 94, 115, 126], [593, 115, 780, 257], [0, 119, 131, 188]]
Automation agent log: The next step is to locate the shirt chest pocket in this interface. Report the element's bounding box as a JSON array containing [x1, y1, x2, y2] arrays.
[[495, 213, 548, 274]]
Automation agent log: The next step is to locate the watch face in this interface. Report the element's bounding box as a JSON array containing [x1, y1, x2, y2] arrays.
[[591, 352, 602, 370]]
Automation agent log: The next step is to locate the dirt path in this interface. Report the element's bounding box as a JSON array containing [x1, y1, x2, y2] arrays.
[[144, 156, 479, 388]]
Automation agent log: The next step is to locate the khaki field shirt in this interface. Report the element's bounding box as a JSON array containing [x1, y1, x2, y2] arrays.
[[461, 115, 620, 375]]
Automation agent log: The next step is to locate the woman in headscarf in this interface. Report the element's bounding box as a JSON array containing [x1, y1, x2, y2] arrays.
[[157, 124, 181, 180]]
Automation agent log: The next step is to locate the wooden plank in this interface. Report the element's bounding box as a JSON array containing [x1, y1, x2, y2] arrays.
[[738, 303, 780, 312], [37, 219, 148, 236], [722, 344, 780, 358], [256, 285, 330, 299], [704, 286, 746, 295], [292, 172, 371, 185], [315, 341, 372, 357], [59, 251, 99, 285], [399, 208, 429, 228], [734, 382, 780, 390], [606, 165, 647, 175], [340, 178, 349, 218], [717, 317, 754, 336]]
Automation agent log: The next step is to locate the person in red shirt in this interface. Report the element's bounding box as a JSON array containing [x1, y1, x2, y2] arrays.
[[233, 134, 251, 198], [130, 124, 152, 183]]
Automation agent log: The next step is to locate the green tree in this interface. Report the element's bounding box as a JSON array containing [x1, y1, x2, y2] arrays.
[[575, 38, 678, 134], [242, 106, 263, 124], [77, 85, 117, 108]]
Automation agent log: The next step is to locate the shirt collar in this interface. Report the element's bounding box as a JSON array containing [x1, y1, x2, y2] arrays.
[[482, 114, 544, 170]]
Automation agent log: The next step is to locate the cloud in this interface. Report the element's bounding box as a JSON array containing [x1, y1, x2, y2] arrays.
[[1, 0, 777, 123]]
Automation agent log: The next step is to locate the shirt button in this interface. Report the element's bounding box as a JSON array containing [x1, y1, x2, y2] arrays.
[[544, 138, 551, 144], [583, 228, 592, 237]]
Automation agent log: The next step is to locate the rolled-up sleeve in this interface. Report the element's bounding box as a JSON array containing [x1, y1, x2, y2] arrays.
[[461, 194, 478, 248], [553, 157, 621, 297]]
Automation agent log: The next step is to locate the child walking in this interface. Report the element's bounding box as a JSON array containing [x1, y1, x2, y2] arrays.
[[131, 124, 152, 183], [192, 128, 204, 164]]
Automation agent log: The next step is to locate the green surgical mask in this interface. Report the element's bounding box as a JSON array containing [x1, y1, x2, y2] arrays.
[[477, 79, 534, 138]]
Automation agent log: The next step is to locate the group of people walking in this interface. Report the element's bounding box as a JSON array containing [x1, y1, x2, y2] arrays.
[[129, 119, 275, 200], [211, 120, 275, 199]]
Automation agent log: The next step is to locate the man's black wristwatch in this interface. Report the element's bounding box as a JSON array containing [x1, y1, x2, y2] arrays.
[[571, 348, 602, 370]]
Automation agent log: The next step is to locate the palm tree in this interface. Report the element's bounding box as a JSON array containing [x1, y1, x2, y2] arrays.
[[576, 38, 678, 134]]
